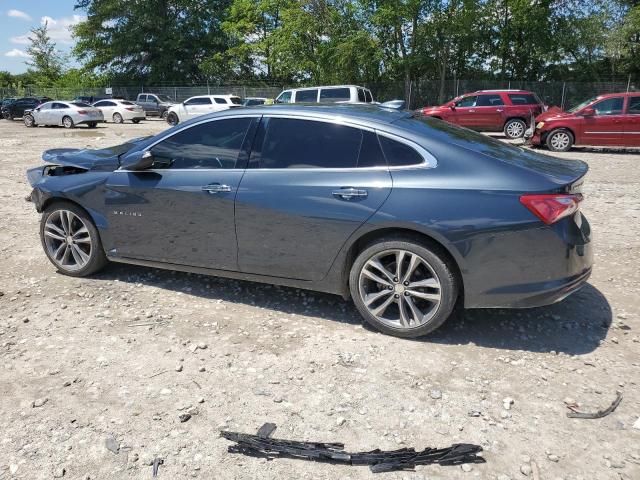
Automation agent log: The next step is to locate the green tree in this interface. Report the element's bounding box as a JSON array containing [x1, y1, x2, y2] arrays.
[[26, 21, 65, 84]]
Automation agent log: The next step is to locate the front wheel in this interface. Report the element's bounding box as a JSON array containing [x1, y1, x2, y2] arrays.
[[546, 129, 574, 152], [132, 119, 141, 124], [40, 202, 108, 277], [166, 112, 179, 126], [161, 110, 169, 120], [3, 111, 13, 120], [504, 118, 526, 139], [24, 114, 36, 127], [62, 116, 74, 129], [349, 238, 458, 338]]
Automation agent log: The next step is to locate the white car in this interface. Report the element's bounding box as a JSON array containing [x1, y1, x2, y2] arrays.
[[275, 85, 375, 104], [23, 101, 104, 129], [166, 95, 242, 125], [92, 99, 146, 124]]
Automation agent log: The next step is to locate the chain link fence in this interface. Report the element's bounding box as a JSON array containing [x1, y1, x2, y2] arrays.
[[1, 78, 638, 110]]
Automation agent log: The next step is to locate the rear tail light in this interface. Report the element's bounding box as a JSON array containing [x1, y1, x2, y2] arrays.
[[125, 107, 135, 111], [520, 194, 583, 225], [77, 110, 88, 115]]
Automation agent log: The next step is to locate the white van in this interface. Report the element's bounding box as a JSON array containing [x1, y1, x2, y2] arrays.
[[275, 85, 374, 104]]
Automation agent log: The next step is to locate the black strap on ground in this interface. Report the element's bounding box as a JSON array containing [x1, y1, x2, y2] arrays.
[[221, 424, 485, 473]]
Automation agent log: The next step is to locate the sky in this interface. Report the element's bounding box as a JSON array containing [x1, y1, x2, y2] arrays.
[[0, 1, 83, 74]]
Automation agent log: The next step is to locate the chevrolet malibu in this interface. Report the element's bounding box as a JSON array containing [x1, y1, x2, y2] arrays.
[[26, 105, 593, 338]]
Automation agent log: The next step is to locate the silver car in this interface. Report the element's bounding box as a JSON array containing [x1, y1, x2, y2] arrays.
[[23, 101, 104, 129]]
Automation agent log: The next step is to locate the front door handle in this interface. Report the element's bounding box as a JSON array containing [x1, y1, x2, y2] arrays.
[[332, 187, 368, 200], [468, 109, 475, 113], [202, 184, 231, 194], [496, 108, 504, 112]]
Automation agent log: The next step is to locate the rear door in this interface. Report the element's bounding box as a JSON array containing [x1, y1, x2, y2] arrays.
[[105, 115, 258, 269], [235, 116, 392, 281], [294, 89, 319, 103], [624, 95, 640, 146], [183, 97, 212, 119], [581, 96, 625, 145]]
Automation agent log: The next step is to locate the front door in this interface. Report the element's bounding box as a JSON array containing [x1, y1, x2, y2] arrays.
[[104, 116, 258, 269], [235, 117, 392, 281], [581, 96, 625, 146], [624, 95, 640, 146], [183, 97, 212, 119], [452, 95, 481, 128], [474, 94, 506, 130]]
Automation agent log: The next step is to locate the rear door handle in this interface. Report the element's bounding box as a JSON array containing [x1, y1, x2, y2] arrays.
[[202, 184, 231, 194], [332, 187, 368, 200]]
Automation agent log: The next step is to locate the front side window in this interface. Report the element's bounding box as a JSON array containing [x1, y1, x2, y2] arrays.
[[455, 96, 477, 107], [295, 89, 318, 103], [38, 102, 53, 110], [149, 117, 253, 169], [357, 89, 366, 102], [320, 88, 351, 102], [592, 97, 624, 115], [477, 94, 504, 106], [628, 96, 640, 115], [139, 95, 148, 102], [256, 118, 364, 169], [185, 97, 211, 106], [378, 135, 424, 167], [365, 90, 373, 103], [94, 101, 115, 107], [276, 91, 292, 104]]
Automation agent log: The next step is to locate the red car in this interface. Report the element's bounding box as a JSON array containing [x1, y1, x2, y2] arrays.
[[419, 90, 544, 139], [529, 92, 640, 151]]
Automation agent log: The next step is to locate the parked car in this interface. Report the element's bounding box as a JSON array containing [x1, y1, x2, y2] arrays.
[[243, 97, 269, 106], [275, 85, 375, 104], [23, 101, 104, 129], [92, 99, 145, 124], [26, 104, 592, 338], [1, 97, 16, 108], [135, 93, 176, 120], [419, 90, 544, 139], [528, 92, 640, 151], [165, 95, 242, 125], [2, 97, 52, 120]]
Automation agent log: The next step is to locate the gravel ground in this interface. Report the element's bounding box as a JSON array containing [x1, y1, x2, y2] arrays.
[[0, 118, 639, 480]]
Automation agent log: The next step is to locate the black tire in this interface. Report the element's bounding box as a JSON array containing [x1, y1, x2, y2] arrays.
[[546, 128, 574, 152], [161, 110, 169, 120], [113, 112, 124, 124], [40, 201, 108, 277], [24, 114, 36, 127], [62, 116, 75, 129], [167, 112, 179, 126], [504, 118, 526, 139], [349, 237, 458, 338], [87, 122, 98, 128], [132, 119, 141, 124], [3, 111, 13, 121]]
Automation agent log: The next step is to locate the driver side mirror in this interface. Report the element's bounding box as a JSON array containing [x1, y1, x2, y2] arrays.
[[582, 107, 595, 116], [121, 150, 155, 171], [449, 104, 456, 110]]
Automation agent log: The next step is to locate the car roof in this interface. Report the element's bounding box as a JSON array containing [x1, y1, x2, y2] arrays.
[[472, 89, 535, 94], [187, 94, 240, 99], [285, 85, 368, 92]]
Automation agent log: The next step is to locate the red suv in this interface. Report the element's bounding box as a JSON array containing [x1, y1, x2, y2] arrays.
[[529, 92, 640, 151], [419, 90, 544, 139]]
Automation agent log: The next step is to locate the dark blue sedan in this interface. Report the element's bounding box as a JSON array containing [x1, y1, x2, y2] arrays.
[[26, 105, 593, 338]]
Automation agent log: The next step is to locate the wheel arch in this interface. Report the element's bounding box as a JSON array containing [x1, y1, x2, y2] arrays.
[[40, 196, 108, 231], [340, 226, 465, 302], [503, 116, 527, 128]]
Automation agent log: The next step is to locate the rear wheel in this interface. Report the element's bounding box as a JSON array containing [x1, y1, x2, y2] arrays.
[[132, 119, 141, 124], [504, 118, 526, 139], [40, 202, 108, 277], [87, 122, 97, 128], [24, 114, 36, 127], [167, 112, 179, 126], [546, 129, 574, 152], [349, 238, 458, 338], [161, 110, 169, 120], [3, 111, 13, 120], [113, 112, 123, 124], [62, 116, 74, 129]]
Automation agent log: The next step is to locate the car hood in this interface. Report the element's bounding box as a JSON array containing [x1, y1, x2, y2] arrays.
[[41, 137, 151, 171], [536, 107, 573, 122]]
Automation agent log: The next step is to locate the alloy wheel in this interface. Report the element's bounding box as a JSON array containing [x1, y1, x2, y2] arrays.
[[358, 249, 442, 329], [506, 120, 525, 138], [43, 210, 92, 272], [550, 131, 571, 150], [63, 117, 73, 129]]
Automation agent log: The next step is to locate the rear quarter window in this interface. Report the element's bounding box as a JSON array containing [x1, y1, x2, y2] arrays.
[[508, 94, 540, 105], [378, 135, 424, 167]]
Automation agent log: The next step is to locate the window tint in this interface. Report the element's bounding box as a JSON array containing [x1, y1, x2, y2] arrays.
[[214, 97, 227, 104], [139, 95, 148, 102], [95, 101, 115, 107], [185, 97, 212, 106], [365, 90, 373, 103], [320, 87, 351, 102], [295, 89, 318, 102], [358, 131, 387, 167], [508, 93, 539, 105], [230, 97, 242, 105], [593, 97, 623, 115], [257, 118, 362, 169], [628, 96, 640, 114], [378, 135, 424, 167], [477, 94, 504, 106], [357, 88, 366, 102], [52, 103, 68, 109], [455, 95, 477, 107], [149, 117, 252, 169], [276, 91, 292, 104]]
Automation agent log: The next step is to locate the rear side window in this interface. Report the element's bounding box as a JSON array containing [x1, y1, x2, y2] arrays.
[[71, 102, 92, 107], [95, 101, 115, 107], [256, 118, 364, 169], [52, 103, 68, 109], [214, 98, 227, 104], [508, 93, 540, 105], [185, 97, 212, 105], [365, 90, 373, 103], [150, 117, 252, 169], [628, 96, 640, 114], [295, 89, 318, 102], [593, 97, 623, 115], [120, 100, 135, 105], [320, 88, 351, 102], [357, 88, 366, 102], [230, 97, 242, 105], [477, 94, 504, 106], [378, 135, 424, 167]]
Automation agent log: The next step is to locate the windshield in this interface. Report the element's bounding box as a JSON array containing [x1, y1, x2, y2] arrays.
[[568, 96, 598, 113], [156, 95, 173, 102]]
